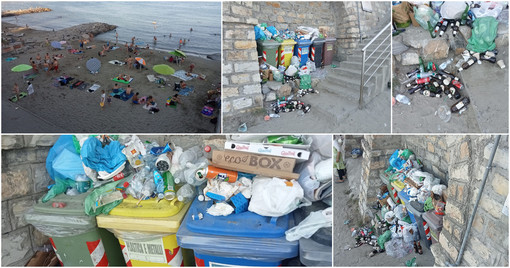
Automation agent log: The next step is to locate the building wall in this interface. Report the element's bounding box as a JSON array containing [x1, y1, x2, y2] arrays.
[[1, 135, 58, 266], [223, 1, 390, 116]]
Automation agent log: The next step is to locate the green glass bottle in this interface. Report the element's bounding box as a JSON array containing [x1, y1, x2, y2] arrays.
[[427, 21, 436, 38]]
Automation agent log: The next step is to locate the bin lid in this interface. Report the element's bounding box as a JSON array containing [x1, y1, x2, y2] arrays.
[[176, 199, 298, 259], [33, 191, 90, 216], [295, 39, 313, 46], [422, 210, 444, 231], [97, 201, 190, 233], [312, 38, 325, 44], [256, 39, 281, 48], [184, 198, 291, 238], [280, 39, 297, 46]]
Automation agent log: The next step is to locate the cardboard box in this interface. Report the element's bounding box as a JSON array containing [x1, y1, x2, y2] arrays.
[[212, 150, 299, 180], [225, 141, 310, 161]]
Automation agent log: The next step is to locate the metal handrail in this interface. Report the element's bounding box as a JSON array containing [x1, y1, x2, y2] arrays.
[[359, 23, 391, 109]]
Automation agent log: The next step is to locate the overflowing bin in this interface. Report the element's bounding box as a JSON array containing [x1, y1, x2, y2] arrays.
[[96, 196, 191, 266], [176, 198, 299, 266], [422, 210, 444, 244], [323, 37, 336, 66], [278, 39, 297, 68], [294, 39, 313, 67], [25, 192, 125, 266], [257, 39, 281, 67], [310, 38, 325, 68]]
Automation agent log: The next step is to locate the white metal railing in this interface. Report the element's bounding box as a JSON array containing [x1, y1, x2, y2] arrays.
[[359, 23, 391, 109]]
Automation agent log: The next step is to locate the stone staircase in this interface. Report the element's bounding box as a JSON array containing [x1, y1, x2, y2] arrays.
[[304, 31, 391, 124]]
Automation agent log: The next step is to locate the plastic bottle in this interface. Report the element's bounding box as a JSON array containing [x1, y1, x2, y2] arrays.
[[153, 170, 165, 199], [395, 94, 411, 105], [126, 173, 145, 199], [140, 177, 156, 200], [439, 58, 453, 70], [163, 171, 176, 200], [183, 158, 209, 186], [156, 153, 171, 172], [176, 184, 195, 203], [416, 71, 434, 79], [179, 146, 203, 167]]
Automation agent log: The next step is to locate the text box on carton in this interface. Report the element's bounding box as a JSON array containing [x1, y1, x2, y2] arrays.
[[212, 150, 299, 180]]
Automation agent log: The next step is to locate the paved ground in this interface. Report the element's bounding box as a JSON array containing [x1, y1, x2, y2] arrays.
[[392, 32, 508, 133], [334, 157, 435, 266]]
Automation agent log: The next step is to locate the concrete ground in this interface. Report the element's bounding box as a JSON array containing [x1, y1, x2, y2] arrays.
[[223, 68, 391, 134], [392, 31, 508, 133], [334, 157, 435, 266]]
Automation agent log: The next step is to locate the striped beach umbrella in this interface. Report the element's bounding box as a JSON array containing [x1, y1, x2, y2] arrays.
[[135, 57, 146, 66], [86, 58, 101, 73]]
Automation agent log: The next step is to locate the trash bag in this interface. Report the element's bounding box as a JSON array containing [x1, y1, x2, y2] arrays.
[[300, 74, 312, 89], [46, 135, 85, 181], [389, 150, 406, 170], [471, 1, 504, 19], [414, 5, 440, 30], [315, 158, 333, 183], [248, 176, 311, 217], [466, 16, 499, 53], [122, 135, 147, 168], [285, 65, 298, 76], [24, 208, 96, 237], [377, 230, 392, 250], [424, 196, 434, 211], [266, 26, 278, 36], [41, 178, 75, 203], [394, 204, 408, 220], [273, 70, 283, 82], [84, 176, 129, 216], [290, 56, 300, 67], [440, 2, 468, 19], [285, 207, 332, 241], [81, 137, 127, 173], [254, 26, 266, 41], [392, 2, 411, 25], [385, 238, 414, 258]]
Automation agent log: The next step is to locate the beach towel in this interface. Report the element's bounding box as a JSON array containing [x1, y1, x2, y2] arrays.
[[120, 92, 134, 101], [146, 74, 156, 82], [5, 57, 17, 62], [23, 73, 38, 81], [108, 60, 125, 66], [171, 70, 199, 81], [178, 86, 194, 96], [111, 89, 125, 98], [112, 77, 133, 84], [166, 97, 178, 108], [9, 92, 28, 102], [88, 84, 101, 93], [69, 80, 84, 89]]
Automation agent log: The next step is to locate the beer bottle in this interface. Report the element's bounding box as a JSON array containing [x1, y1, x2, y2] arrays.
[[460, 4, 469, 25], [452, 20, 460, 37], [406, 68, 420, 78], [428, 21, 437, 38], [451, 97, 470, 113], [439, 20, 449, 37], [458, 56, 476, 71], [408, 84, 424, 94], [434, 21, 442, 33], [419, 57, 425, 73]]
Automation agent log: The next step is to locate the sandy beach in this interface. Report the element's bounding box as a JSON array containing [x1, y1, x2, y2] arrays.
[[2, 22, 221, 133]]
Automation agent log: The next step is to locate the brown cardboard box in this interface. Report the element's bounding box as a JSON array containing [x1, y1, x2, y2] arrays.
[[212, 150, 299, 179]]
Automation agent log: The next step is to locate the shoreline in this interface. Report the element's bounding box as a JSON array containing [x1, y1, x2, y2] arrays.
[[2, 22, 221, 133], [2, 7, 52, 17]]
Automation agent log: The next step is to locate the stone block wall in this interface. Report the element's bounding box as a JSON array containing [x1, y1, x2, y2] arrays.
[[2, 135, 58, 266], [403, 135, 450, 183], [344, 135, 363, 158], [335, 1, 390, 60], [428, 135, 509, 267], [359, 135, 402, 220]]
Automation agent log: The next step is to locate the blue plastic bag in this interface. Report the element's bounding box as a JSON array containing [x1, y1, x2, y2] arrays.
[[254, 26, 266, 41], [389, 149, 406, 170], [266, 26, 278, 35], [80, 137, 127, 173], [46, 135, 84, 181]]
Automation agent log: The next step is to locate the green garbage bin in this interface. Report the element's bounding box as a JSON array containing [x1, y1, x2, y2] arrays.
[[257, 39, 281, 68], [25, 192, 126, 266]]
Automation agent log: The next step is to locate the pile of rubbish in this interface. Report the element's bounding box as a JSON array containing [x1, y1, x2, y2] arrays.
[[393, 1, 507, 119], [255, 23, 334, 117], [349, 148, 448, 261]]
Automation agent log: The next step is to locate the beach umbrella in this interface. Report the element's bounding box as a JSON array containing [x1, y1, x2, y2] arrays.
[[135, 57, 146, 66], [51, 41, 62, 49], [169, 50, 186, 58], [86, 58, 101, 73], [11, 64, 32, 72], [153, 64, 175, 75]]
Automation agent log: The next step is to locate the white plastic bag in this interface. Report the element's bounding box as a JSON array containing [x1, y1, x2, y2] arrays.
[[285, 207, 332, 241], [207, 203, 234, 216], [285, 65, 298, 76], [122, 135, 147, 168], [314, 158, 333, 183], [248, 176, 310, 217], [440, 2, 468, 19], [290, 56, 300, 67]]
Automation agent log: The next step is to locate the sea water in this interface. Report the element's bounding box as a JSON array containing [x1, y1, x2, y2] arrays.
[[1, 1, 221, 57]]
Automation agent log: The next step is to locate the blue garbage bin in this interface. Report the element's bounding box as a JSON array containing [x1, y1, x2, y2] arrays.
[[176, 198, 299, 266], [293, 39, 313, 67]]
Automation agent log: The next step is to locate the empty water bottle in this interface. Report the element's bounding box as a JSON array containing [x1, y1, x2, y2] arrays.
[[439, 58, 453, 70], [176, 184, 195, 203], [179, 146, 203, 167], [395, 94, 411, 105]]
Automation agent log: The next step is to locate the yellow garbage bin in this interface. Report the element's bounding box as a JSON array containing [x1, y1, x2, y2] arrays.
[[278, 39, 297, 68], [96, 196, 191, 267]]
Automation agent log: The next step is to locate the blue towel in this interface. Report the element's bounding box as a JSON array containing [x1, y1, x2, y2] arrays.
[[178, 86, 194, 96], [120, 92, 134, 101]]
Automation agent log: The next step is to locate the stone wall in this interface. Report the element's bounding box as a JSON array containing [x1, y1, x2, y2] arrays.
[[335, 1, 391, 60], [402, 135, 450, 183], [1, 135, 58, 266], [359, 135, 402, 220], [223, 1, 390, 116], [344, 135, 364, 158], [428, 135, 509, 267]]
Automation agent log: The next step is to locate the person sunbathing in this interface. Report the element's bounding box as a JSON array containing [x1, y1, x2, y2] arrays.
[[132, 92, 140, 104], [117, 74, 131, 81]]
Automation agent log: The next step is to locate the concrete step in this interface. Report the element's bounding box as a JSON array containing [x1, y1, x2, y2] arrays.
[[316, 76, 375, 100], [299, 89, 361, 124]]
